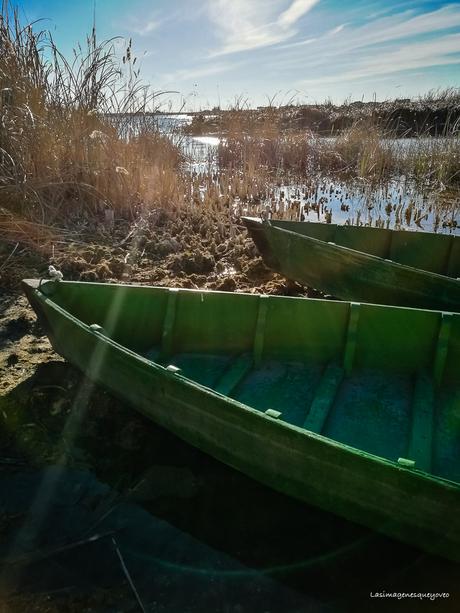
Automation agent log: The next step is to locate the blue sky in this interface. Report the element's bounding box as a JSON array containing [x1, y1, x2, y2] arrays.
[[18, 0, 460, 109]]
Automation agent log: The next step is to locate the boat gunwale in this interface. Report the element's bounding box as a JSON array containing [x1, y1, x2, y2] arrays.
[[24, 276, 456, 315], [23, 278, 460, 492], [241, 217, 460, 284], [243, 216, 460, 241]]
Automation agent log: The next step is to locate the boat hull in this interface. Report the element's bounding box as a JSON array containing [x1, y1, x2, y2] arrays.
[[243, 218, 460, 311], [23, 280, 460, 562]]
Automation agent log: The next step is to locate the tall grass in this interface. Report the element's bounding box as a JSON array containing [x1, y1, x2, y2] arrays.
[[0, 1, 184, 226], [214, 107, 460, 188]]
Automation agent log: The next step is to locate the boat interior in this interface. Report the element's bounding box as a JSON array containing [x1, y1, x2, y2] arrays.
[[263, 220, 460, 278], [40, 281, 460, 484]]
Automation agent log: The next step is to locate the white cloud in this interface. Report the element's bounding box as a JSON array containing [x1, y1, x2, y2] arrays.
[[329, 23, 346, 36], [279, 0, 320, 28], [124, 16, 161, 37], [208, 0, 320, 55], [263, 4, 460, 88], [300, 34, 460, 86], [279, 37, 316, 49], [350, 5, 460, 49], [135, 20, 159, 36], [282, 4, 460, 55]]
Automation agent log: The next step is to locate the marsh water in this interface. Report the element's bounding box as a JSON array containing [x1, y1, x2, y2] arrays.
[[157, 114, 460, 236], [110, 112, 459, 235]]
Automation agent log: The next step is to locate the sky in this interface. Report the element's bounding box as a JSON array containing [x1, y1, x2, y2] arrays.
[[18, 0, 460, 110]]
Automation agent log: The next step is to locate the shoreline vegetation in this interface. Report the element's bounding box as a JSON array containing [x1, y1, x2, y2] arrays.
[[184, 90, 460, 138], [0, 1, 459, 294]]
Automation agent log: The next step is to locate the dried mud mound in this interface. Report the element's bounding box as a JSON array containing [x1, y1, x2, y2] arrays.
[[1, 208, 313, 297]]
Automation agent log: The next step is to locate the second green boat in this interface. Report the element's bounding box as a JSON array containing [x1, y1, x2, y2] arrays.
[[243, 217, 460, 311]]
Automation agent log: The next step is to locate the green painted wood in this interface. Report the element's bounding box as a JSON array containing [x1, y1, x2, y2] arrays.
[[242, 217, 460, 311], [433, 387, 460, 483], [265, 409, 282, 419], [144, 347, 161, 362], [343, 302, 360, 374], [335, 224, 392, 258], [214, 354, 253, 396], [389, 230, 453, 274], [407, 372, 435, 473], [166, 353, 230, 388], [253, 295, 269, 366], [443, 237, 456, 276], [173, 291, 258, 354], [234, 361, 322, 427], [445, 238, 460, 278], [303, 362, 343, 433], [433, 312, 453, 385], [354, 304, 439, 374], [22, 279, 460, 562], [261, 297, 349, 361], [160, 288, 179, 359]]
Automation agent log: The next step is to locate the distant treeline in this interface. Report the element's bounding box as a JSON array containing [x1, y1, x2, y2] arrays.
[[185, 93, 460, 137], [289, 99, 460, 136]]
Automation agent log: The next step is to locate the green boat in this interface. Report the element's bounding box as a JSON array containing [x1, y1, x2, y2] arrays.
[[23, 279, 460, 561], [242, 217, 460, 311]]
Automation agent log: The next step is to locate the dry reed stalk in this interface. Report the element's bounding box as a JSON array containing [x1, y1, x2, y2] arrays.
[[0, 209, 79, 256], [0, 1, 186, 226]]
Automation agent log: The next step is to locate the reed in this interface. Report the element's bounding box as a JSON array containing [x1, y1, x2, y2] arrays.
[[214, 110, 459, 189], [189, 88, 460, 137], [0, 1, 184, 227]]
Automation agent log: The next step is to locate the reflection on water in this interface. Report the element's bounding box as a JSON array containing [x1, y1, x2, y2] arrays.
[[263, 178, 459, 235], [191, 136, 220, 147], [170, 116, 460, 234], [155, 114, 221, 173], [182, 135, 220, 174], [109, 112, 221, 172], [111, 113, 459, 235]]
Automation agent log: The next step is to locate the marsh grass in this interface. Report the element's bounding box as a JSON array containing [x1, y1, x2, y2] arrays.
[[0, 0, 458, 256], [195, 88, 460, 194], [215, 112, 460, 191], [0, 1, 185, 231]]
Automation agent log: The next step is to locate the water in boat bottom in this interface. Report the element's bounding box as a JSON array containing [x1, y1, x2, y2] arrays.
[[0, 361, 457, 611]]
